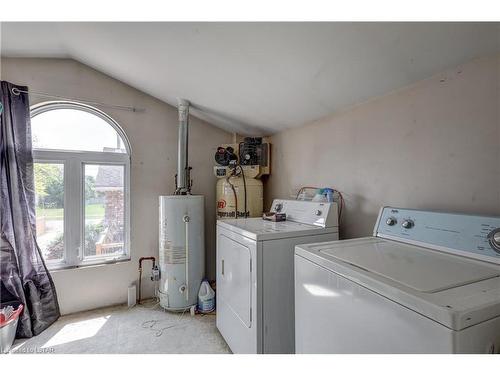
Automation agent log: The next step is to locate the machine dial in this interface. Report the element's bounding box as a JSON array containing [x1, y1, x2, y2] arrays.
[[402, 219, 414, 229], [488, 228, 500, 254], [274, 203, 283, 212], [386, 217, 397, 226]]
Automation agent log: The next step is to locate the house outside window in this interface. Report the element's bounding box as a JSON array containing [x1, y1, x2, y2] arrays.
[[31, 101, 131, 269]]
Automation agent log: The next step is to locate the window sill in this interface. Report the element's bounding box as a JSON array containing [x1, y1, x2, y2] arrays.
[[48, 257, 131, 272]]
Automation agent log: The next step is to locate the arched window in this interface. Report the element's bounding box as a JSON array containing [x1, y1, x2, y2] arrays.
[[31, 102, 131, 268]]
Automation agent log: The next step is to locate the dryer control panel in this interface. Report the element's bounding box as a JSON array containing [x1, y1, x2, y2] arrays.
[[375, 207, 500, 263], [270, 199, 338, 228]]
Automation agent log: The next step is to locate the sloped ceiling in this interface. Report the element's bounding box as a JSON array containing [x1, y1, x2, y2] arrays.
[[1, 22, 499, 135]]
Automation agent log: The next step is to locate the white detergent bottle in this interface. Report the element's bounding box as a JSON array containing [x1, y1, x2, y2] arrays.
[[198, 280, 215, 313]]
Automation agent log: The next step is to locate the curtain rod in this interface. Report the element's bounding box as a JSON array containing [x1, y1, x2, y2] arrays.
[[11, 87, 145, 113]]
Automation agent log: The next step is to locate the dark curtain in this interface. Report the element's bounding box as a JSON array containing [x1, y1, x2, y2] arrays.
[[0, 81, 60, 338]]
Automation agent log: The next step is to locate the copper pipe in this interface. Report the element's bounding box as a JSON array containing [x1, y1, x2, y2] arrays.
[[138, 257, 156, 304]]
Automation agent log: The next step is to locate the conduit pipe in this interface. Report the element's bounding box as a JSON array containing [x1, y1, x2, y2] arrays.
[[138, 256, 156, 304]]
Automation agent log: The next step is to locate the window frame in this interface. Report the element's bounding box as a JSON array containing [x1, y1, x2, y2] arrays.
[[31, 101, 131, 269]]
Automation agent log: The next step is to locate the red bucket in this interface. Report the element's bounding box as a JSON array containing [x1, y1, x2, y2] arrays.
[[0, 304, 23, 353]]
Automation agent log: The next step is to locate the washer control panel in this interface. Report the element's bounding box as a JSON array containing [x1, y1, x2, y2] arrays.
[[270, 199, 338, 228], [376, 207, 500, 262]]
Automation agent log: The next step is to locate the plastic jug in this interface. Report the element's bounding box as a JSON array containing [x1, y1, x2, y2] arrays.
[[312, 189, 328, 202], [323, 188, 335, 202], [198, 280, 215, 313]]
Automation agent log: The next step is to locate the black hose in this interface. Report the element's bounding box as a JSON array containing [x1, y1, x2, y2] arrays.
[[226, 171, 238, 219], [239, 165, 247, 218]]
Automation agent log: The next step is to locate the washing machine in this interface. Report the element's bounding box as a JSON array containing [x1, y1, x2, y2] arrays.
[[216, 199, 339, 353], [295, 206, 500, 353]]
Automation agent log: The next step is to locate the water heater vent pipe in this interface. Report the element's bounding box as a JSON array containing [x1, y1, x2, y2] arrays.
[[175, 99, 192, 195]]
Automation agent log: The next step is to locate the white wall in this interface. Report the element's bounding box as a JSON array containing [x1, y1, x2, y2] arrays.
[[266, 55, 500, 239], [1, 58, 232, 314]]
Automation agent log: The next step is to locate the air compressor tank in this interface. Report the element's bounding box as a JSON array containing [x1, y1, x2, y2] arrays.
[[158, 195, 204, 311], [214, 138, 270, 219], [216, 176, 263, 219]]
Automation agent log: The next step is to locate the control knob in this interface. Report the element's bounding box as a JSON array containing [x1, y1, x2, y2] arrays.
[[488, 228, 500, 254], [386, 217, 397, 226], [402, 219, 414, 229], [275, 203, 283, 212]]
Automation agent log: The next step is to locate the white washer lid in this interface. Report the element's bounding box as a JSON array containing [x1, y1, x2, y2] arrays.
[[320, 239, 500, 292], [295, 237, 500, 330], [217, 218, 337, 241]]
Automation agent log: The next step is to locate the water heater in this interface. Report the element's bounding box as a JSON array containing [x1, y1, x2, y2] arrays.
[[157, 99, 205, 311], [158, 195, 204, 310]]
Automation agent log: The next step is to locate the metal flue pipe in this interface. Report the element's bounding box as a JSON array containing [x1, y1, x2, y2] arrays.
[[176, 99, 191, 194]]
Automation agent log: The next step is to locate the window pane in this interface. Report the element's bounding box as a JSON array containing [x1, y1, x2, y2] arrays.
[[32, 108, 127, 153], [34, 163, 64, 262], [84, 164, 125, 258]]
